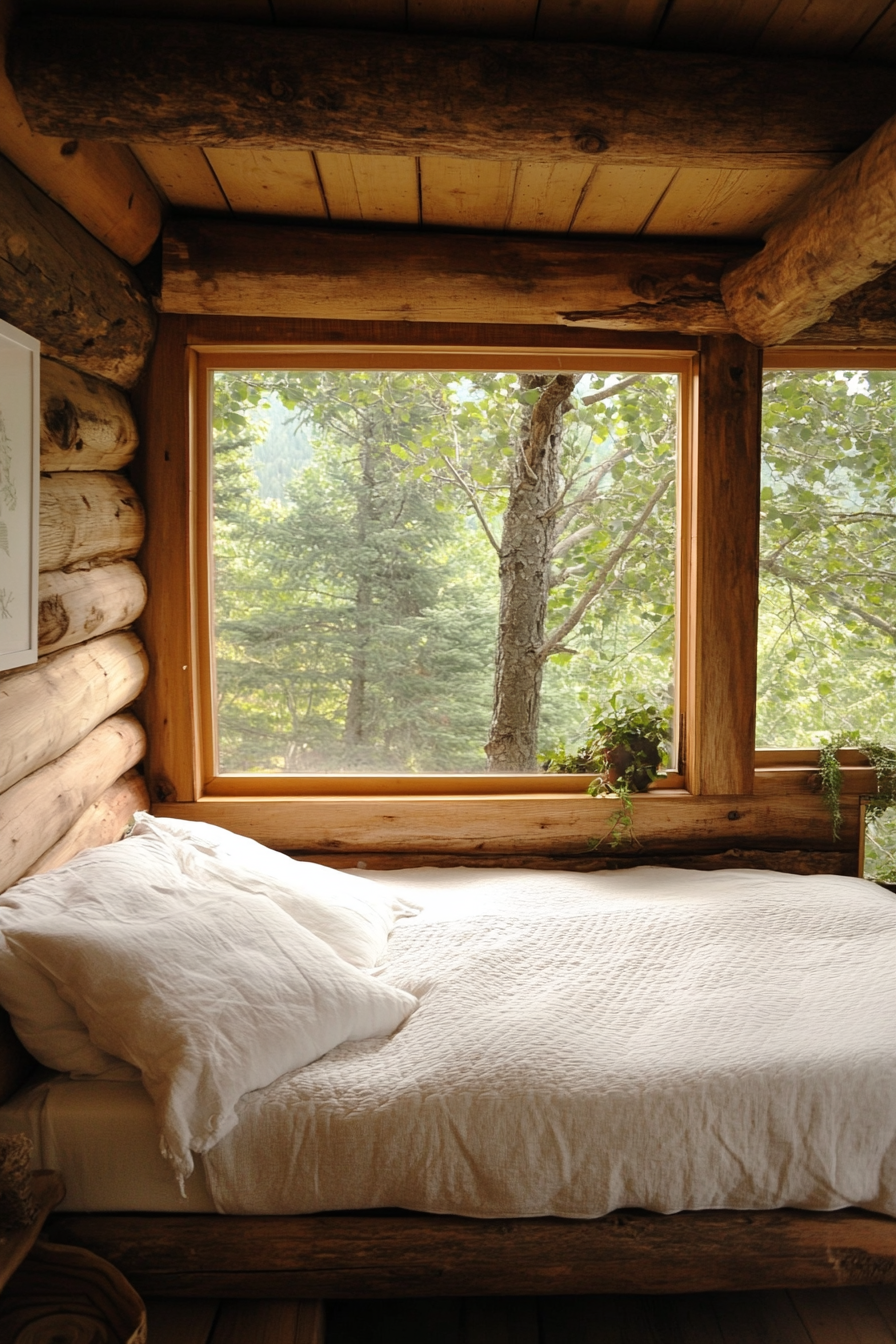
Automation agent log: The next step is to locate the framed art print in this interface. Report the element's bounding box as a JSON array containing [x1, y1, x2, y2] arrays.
[[0, 316, 39, 672]]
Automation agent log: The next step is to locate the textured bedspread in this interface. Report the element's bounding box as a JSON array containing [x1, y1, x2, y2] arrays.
[[204, 866, 896, 1218]]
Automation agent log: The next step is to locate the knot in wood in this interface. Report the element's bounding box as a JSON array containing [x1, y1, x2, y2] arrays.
[[266, 70, 295, 101], [574, 129, 606, 155]]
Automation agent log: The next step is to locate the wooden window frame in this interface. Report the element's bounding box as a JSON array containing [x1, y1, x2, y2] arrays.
[[194, 344, 692, 798], [135, 317, 860, 859]]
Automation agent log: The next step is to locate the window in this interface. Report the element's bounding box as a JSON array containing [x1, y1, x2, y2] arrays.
[[142, 321, 776, 858], [758, 353, 896, 881], [203, 358, 684, 781], [757, 358, 896, 748]]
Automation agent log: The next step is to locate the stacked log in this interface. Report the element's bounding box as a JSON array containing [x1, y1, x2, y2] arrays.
[[38, 562, 146, 655], [0, 715, 147, 888], [39, 472, 145, 571], [40, 359, 139, 472], [0, 146, 157, 896]]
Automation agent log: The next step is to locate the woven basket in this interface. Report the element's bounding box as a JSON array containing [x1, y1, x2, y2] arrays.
[[0, 1240, 146, 1344]]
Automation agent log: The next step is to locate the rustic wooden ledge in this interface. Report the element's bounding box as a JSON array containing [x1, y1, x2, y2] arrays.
[[47, 1207, 896, 1298]]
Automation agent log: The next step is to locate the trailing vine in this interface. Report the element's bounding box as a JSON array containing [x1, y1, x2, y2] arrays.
[[816, 734, 896, 844], [542, 698, 671, 848]]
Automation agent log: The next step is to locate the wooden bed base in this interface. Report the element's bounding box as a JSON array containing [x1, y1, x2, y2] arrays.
[[46, 1207, 896, 1298]]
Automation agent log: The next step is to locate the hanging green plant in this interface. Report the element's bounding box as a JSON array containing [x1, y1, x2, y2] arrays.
[[542, 697, 671, 847], [816, 734, 896, 844]]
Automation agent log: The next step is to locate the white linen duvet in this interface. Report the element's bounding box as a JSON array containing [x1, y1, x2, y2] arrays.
[[202, 865, 896, 1219]]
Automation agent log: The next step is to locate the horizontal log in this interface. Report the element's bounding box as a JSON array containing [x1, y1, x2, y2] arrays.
[[0, 630, 148, 794], [39, 561, 147, 655], [39, 472, 145, 573], [790, 263, 896, 346], [0, 713, 146, 890], [23, 767, 149, 878], [152, 792, 859, 855], [0, 11, 160, 264], [41, 359, 138, 473], [0, 152, 155, 388], [47, 1206, 896, 1297], [12, 17, 896, 170], [722, 112, 896, 346], [296, 850, 860, 877], [163, 222, 747, 332]]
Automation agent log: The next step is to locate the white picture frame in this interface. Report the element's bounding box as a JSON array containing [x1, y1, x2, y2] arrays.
[[0, 316, 40, 672]]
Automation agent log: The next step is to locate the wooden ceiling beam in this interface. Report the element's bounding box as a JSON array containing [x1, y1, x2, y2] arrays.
[[10, 15, 896, 170], [160, 221, 751, 333], [0, 2, 161, 264], [722, 114, 896, 346]]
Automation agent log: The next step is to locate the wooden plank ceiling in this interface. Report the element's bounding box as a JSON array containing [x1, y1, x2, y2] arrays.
[[21, 0, 896, 239]]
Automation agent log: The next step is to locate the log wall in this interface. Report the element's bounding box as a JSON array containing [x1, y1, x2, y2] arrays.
[[0, 154, 156, 894]]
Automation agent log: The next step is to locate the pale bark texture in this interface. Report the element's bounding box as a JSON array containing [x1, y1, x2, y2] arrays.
[[485, 374, 579, 773]]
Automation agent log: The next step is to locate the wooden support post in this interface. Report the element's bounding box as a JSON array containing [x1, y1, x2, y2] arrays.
[[0, 153, 155, 388], [685, 335, 762, 797], [131, 316, 197, 806]]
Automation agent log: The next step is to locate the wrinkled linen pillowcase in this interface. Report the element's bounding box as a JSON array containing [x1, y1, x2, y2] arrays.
[[131, 812, 418, 968], [6, 883, 417, 1184], [0, 835, 204, 1078]]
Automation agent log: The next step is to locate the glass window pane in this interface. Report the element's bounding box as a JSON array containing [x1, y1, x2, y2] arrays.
[[211, 368, 678, 775], [757, 369, 896, 751]]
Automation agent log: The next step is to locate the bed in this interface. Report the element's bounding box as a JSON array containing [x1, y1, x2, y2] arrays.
[[3, 832, 896, 1297]]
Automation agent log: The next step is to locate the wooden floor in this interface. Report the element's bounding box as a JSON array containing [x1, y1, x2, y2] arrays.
[[145, 1288, 896, 1343]]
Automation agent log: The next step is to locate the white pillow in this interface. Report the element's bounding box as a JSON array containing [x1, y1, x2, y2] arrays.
[[6, 885, 417, 1185], [0, 835, 198, 1078], [0, 942, 137, 1079], [130, 813, 419, 968]]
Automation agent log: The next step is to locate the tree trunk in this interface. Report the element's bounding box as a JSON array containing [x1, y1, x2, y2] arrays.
[[343, 424, 375, 751], [485, 374, 579, 773]]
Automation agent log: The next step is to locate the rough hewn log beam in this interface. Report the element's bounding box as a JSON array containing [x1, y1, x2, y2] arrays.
[[38, 561, 147, 656], [0, 153, 155, 388], [40, 359, 139, 473], [39, 472, 145, 572], [722, 113, 896, 346], [0, 630, 148, 795], [792, 265, 896, 345], [162, 222, 748, 332], [0, 2, 161, 265], [154, 791, 859, 855], [48, 1206, 896, 1297], [0, 713, 146, 890], [10, 16, 896, 170]]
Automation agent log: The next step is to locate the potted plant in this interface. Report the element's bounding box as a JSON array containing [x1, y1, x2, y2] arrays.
[[816, 734, 896, 885], [542, 697, 671, 847]]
